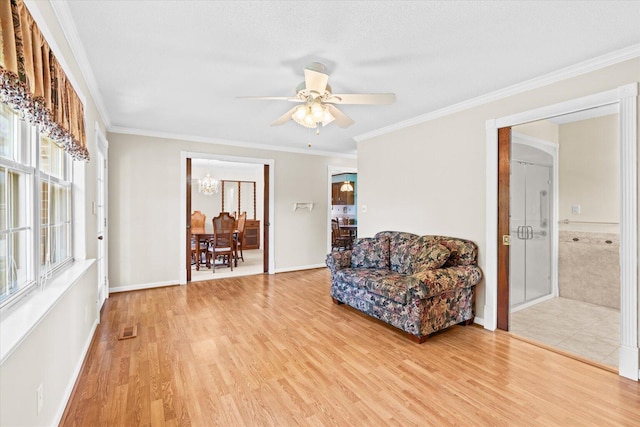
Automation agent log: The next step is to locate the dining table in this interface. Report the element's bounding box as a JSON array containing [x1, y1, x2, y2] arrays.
[[193, 231, 239, 270], [340, 224, 358, 241]]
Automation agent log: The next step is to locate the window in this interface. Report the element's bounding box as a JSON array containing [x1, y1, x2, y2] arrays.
[[40, 136, 72, 270], [0, 104, 73, 307]]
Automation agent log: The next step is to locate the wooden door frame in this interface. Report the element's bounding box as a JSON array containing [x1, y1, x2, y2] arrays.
[[263, 164, 270, 273], [95, 123, 109, 313], [327, 166, 357, 253], [179, 152, 276, 283], [485, 83, 638, 380], [497, 127, 511, 330], [186, 158, 192, 282]]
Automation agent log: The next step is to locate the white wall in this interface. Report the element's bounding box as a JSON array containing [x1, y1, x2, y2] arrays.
[[357, 57, 640, 322], [0, 264, 98, 427], [515, 119, 559, 143], [107, 132, 356, 287], [558, 114, 619, 233]]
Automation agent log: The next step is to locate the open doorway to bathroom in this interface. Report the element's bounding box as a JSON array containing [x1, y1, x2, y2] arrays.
[[508, 107, 621, 369]]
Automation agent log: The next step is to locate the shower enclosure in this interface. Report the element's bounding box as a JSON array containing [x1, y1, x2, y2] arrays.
[[510, 145, 554, 309]]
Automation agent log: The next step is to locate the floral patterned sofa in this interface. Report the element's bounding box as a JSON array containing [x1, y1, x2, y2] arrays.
[[326, 231, 482, 343]]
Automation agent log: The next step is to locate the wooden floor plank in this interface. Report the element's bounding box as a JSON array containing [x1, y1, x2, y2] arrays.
[[60, 268, 640, 426]]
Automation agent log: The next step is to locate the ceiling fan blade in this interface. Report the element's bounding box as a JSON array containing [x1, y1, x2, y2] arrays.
[[238, 96, 301, 102], [270, 106, 299, 126], [325, 104, 354, 128], [304, 68, 329, 95], [328, 93, 396, 105]]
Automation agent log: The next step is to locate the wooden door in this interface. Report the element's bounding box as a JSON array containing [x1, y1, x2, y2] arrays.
[[497, 127, 511, 330], [263, 164, 270, 273]]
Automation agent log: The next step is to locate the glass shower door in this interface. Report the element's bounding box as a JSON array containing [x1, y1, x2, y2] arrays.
[[510, 161, 552, 308]]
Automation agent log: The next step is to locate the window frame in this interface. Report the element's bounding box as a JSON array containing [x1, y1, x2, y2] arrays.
[[0, 106, 74, 309]]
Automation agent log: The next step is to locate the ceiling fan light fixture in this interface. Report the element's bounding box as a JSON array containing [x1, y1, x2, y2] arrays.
[[291, 100, 336, 129], [293, 105, 307, 121], [311, 102, 325, 121], [303, 113, 316, 128], [292, 105, 317, 128], [322, 109, 335, 126]]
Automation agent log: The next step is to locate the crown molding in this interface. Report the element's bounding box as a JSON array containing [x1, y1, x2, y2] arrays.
[[108, 126, 358, 159], [47, 0, 112, 128], [355, 43, 640, 143]]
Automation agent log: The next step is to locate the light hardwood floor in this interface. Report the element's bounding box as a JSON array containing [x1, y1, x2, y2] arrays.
[[61, 269, 640, 426]]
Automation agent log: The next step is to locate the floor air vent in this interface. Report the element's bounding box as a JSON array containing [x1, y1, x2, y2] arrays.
[[118, 325, 138, 340]]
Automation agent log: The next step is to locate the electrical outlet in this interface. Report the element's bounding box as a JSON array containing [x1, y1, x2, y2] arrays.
[[571, 204, 581, 214], [36, 384, 43, 415]]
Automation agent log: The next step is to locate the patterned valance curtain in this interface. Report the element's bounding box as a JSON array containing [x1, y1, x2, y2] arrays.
[[0, 0, 89, 161]]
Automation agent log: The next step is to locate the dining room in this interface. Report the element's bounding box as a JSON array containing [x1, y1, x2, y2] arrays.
[[190, 158, 265, 281]]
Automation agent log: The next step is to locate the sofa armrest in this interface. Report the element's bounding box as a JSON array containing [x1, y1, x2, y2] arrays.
[[409, 265, 482, 299], [326, 251, 352, 274]]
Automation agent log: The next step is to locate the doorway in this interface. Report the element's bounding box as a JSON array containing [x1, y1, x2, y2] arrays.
[[486, 83, 638, 380], [179, 152, 275, 284], [95, 126, 109, 314], [327, 166, 357, 253], [509, 116, 624, 368]]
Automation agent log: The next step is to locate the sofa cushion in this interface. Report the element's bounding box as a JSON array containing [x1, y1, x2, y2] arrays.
[[351, 237, 390, 269], [424, 236, 478, 266], [374, 231, 419, 274], [334, 268, 401, 292], [366, 274, 416, 304], [407, 241, 451, 274]]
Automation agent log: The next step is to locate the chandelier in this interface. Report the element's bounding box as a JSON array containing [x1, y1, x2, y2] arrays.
[[292, 100, 335, 130], [198, 173, 219, 196]]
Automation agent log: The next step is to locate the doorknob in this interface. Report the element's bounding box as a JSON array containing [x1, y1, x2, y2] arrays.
[[98, 235, 104, 240]]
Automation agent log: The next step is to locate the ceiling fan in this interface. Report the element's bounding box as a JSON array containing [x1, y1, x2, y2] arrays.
[[240, 62, 395, 131]]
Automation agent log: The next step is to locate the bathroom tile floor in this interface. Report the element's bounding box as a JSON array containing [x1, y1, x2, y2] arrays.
[[510, 297, 619, 368]]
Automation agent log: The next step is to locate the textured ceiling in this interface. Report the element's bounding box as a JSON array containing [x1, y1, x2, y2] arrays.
[[55, 1, 640, 155]]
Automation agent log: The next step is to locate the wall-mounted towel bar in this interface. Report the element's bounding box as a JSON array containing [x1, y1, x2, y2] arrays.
[[560, 219, 619, 225]]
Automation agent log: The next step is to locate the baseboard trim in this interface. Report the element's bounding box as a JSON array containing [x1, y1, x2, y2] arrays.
[[110, 280, 179, 293], [473, 316, 484, 327], [274, 264, 326, 274], [54, 317, 98, 426], [619, 344, 639, 381]]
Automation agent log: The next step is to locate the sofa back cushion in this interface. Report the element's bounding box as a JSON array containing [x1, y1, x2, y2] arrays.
[[407, 240, 451, 274], [374, 231, 419, 274], [351, 236, 390, 269], [423, 236, 478, 266]]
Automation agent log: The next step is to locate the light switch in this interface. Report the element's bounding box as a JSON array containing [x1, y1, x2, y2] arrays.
[[361, 205, 368, 213], [571, 204, 581, 214]]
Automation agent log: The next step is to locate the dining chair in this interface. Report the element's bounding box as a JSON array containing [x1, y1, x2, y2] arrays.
[[331, 219, 351, 251], [210, 212, 235, 271], [234, 211, 247, 262], [190, 211, 208, 268], [190, 210, 206, 234]]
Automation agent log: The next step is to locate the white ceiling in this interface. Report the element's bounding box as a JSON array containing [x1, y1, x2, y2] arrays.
[[54, 1, 640, 155]]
